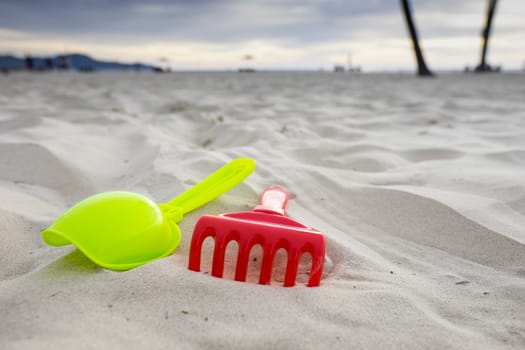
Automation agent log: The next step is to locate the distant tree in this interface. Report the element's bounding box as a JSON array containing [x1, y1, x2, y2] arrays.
[[45, 58, 54, 70], [400, 0, 433, 77], [25, 55, 34, 71], [57, 55, 69, 70]]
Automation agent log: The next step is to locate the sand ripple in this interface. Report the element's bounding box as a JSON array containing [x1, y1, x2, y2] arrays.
[[1, 73, 524, 349]]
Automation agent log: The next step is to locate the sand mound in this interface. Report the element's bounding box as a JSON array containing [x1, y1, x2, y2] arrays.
[[1, 73, 524, 349]]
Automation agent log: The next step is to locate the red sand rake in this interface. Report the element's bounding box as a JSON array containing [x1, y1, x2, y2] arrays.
[[188, 186, 326, 287]]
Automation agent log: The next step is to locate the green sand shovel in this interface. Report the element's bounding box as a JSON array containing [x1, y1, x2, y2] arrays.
[[42, 158, 255, 270]]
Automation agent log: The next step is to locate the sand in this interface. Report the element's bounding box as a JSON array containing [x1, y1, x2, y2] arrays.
[[1, 72, 524, 349]]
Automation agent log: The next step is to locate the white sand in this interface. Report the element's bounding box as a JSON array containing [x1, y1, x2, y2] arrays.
[[1, 72, 524, 349]]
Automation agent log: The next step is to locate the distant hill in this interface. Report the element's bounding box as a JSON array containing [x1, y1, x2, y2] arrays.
[[0, 55, 25, 70], [0, 53, 161, 72]]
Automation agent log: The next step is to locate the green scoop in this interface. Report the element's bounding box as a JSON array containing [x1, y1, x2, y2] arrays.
[[42, 158, 255, 270]]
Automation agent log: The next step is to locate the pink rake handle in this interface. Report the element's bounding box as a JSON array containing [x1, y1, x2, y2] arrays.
[[253, 186, 289, 216]]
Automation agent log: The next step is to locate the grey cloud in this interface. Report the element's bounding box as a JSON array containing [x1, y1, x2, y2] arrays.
[[0, 0, 521, 45], [0, 1, 426, 39]]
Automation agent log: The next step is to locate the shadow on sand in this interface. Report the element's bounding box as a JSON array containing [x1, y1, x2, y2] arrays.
[[41, 249, 101, 276]]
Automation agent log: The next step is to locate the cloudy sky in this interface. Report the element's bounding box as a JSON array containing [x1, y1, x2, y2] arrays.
[[0, 0, 524, 71]]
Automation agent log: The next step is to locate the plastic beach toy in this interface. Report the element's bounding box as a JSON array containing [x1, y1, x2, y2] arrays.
[[42, 158, 255, 270], [188, 185, 326, 287]]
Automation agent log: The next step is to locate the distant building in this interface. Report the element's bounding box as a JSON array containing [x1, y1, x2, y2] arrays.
[[238, 68, 256, 73]]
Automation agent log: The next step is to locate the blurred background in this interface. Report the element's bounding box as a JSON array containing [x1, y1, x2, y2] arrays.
[[0, 0, 524, 73]]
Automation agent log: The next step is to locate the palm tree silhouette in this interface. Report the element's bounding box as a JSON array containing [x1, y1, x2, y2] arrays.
[[475, 0, 499, 72], [400, 0, 433, 77]]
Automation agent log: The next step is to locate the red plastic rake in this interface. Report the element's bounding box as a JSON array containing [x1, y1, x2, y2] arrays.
[[188, 186, 326, 287]]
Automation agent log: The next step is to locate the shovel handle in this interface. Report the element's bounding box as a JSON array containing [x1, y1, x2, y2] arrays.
[[253, 186, 289, 216], [166, 158, 255, 214]]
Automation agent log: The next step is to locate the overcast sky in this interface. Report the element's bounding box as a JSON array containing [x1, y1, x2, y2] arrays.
[[0, 0, 524, 71]]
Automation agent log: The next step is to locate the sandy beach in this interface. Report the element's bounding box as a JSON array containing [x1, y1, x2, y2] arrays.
[[1, 71, 524, 349]]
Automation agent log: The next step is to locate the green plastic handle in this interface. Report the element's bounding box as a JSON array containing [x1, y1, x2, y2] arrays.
[[166, 158, 255, 214]]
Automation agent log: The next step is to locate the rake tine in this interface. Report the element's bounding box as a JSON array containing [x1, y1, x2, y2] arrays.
[[308, 253, 324, 287], [211, 235, 227, 278], [188, 227, 209, 272], [234, 241, 250, 282], [308, 238, 326, 287], [283, 248, 299, 287], [258, 244, 274, 285]]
